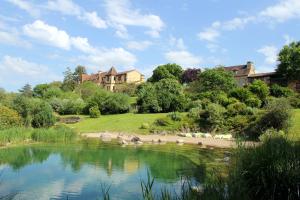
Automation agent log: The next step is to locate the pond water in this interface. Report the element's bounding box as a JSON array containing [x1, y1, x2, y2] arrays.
[[0, 142, 225, 199]]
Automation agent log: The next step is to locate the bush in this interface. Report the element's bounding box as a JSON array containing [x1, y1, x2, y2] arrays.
[[259, 128, 285, 142], [140, 123, 150, 129], [200, 103, 226, 132], [227, 102, 248, 116], [136, 83, 161, 113], [248, 80, 269, 102], [230, 87, 252, 102], [167, 112, 182, 121], [155, 118, 171, 126], [0, 105, 22, 130], [288, 95, 300, 108], [101, 93, 130, 114], [89, 106, 101, 118], [187, 106, 202, 119], [245, 96, 261, 108], [270, 84, 294, 97], [227, 137, 300, 200], [56, 98, 85, 115], [31, 101, 56, 128]]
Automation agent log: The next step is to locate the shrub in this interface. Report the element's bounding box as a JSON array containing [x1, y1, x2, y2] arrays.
[[56, 98, 85, 115], [89, 106, 101, 118], [259, 128, 285, 142], [248, 80, 269, 102], [227, 102, 248, 116], [155, 118, 171, 126], [101, 93, 130, 114], [270, 84, 294, 97], [0, 105, 22, 130], [288, 95, 300, 108], [167, 112, 182, 121], [187, 106, 202, 119], [200, 103, 226, 132], [245, 96, 261, 108], [136, 83, 161, 113], [230, 87, 252, 102], [140, 123, 150, 129], [31, 101, 56, 128]]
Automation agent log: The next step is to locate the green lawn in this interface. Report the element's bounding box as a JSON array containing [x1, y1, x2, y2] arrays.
[[289, 109, 300, 141], [65, 113, 167, 134]]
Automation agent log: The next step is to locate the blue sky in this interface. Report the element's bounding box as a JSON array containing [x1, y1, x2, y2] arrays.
[[0, 0, 300, 91]]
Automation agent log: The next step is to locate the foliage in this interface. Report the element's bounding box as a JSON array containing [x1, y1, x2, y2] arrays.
[[73, 65, 87, 83], [56, 98, 86, 115], [136, 83, 162, 113], [101, 93, 130, 114], [227, 137, 300, 200], [196, 68, 237, 93], [19, 83, 33, 97], [230, 87, 261, 107], [155, 79, 187, 112], [248, 80, 270, 102], [167, 112, 182, 121], [226, 102, 248, 116], [148, 63, 183, 82], [276, 41, 300, 81], [200, 103, 226, 132], [33, 84, 50, 97], [0, 127, 32, 145], [270, 84, 294, 97], [61, 67, 77, 92], [140, 123, 150, 129], [181, 68, 201, 83], [89, 106, 101, 118], [12, 95, 34, 127], [259, 128, 285, 142], [0, 105, 22, 130], [31, 101, 56, 128]]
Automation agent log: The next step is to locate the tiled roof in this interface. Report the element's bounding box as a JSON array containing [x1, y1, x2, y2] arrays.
[[248, 72, 276, 77], [224, 65, 247, 71]]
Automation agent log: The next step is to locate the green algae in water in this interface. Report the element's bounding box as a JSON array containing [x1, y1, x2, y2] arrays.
[[0, 142, 227, 199]]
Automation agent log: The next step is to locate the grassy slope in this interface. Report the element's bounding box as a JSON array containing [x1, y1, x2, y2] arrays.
[[66, 113, 167, 134], [289, 109, 300, 141]]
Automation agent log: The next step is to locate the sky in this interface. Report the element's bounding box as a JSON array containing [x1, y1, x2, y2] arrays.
[[0, 0, 300, 91]]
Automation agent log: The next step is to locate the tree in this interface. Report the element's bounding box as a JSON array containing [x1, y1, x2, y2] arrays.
[[19, 84, 33, 97], [196, 68, 237, 93], [136, 83, 161, 113], [61, 67, 76, 91], [277, 41, 300, 81], [75, 81, 101, 100], [73, 65, 87, 83], [148, 63, 183, 82], [155, 78, 187, 112], [33, 84, 50, 98], [181, 68, 201, 83]]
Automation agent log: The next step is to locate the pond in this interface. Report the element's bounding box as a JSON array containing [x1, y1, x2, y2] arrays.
[[0, 142, 226, 199]]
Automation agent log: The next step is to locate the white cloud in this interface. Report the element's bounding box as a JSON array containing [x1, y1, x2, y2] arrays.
[[7, 0, 40, 17], [80, 11, 107, 29], [0, 30, 31, 47], [0, 55, 61, 88], [197, 28, 220, 42], [126, 40, 152, 51], [169, 36, 186, 50], [165, 50, 202, 67], [260, 0, 300, 22], [46, 0, 81, 16], [257, 45, 278, 65], [283, 34, 295, 45], [222, 17, 255, 30], [104, 0, 164, 38], [46, 0, 107, 29], [206, 43, 227, 53], [22, 20, 137, 68], [23, 20, 71, 50]]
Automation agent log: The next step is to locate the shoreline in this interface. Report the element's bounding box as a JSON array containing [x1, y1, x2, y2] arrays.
[[81, 132, 255, 148]]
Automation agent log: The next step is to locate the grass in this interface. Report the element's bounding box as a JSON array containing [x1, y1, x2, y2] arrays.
[[65, 113, 168, 134], [289, 109, 300, 141]]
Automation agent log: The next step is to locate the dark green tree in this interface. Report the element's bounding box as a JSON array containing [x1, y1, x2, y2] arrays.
[[196, 67, 237, 93], [148, 63, 183, 82], [61, 67, 76, 91], [73, 65, 87, 83], [277, 41, 300, 81], [33, 84, 50, 98], [19, 83, 33, 97]]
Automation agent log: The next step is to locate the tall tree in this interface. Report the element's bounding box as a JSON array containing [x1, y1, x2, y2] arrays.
[[148, 63, 183, 82], [277, 41, 300, 81], [74, 65, 87, 83], [61, 67, 76, 92], [19, 84, 33, 97]]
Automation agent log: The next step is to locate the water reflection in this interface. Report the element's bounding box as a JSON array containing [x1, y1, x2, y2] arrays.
[[0, 143, 213, 199]]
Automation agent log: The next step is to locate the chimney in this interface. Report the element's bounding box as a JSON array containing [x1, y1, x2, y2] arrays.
[[246, 61, 255, 75]]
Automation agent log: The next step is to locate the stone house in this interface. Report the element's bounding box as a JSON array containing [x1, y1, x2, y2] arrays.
[[223, 61, 300, 92], [80, 67, 145, 91]]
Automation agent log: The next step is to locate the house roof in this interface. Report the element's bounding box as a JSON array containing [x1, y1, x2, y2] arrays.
[[107, 66, 117, 75], [223, 64, 249, 77]]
